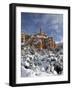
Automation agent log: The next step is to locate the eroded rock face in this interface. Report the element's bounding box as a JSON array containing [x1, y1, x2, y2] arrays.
[[21, 46, 63, 77]]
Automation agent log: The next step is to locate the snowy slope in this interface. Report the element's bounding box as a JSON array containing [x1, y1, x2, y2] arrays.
[[21, 45, 63, 77]]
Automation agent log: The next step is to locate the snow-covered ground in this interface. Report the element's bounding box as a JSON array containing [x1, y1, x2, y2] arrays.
[[21, 46, 63, 77]]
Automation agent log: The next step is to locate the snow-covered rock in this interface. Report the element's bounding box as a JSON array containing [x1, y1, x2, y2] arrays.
[[21, 45, 63, 77]]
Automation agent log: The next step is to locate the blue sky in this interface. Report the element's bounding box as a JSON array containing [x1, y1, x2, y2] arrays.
[[21, 12, 63, 43]]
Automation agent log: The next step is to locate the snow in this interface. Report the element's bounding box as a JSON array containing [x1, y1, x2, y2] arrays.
[[21, 45, 63, 77]]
